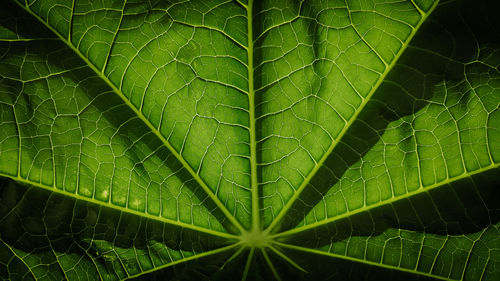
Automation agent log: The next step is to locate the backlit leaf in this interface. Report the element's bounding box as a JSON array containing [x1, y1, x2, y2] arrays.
[[0, 0, 498, 280]]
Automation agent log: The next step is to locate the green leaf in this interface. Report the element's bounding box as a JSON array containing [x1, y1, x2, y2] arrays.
[[0, 0, 499, 280]]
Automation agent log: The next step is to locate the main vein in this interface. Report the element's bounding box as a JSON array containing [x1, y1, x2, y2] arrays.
[[246, 0, 260, 232], [0, 172, 238, 239], [264, 0, 439, 234], [15, 1, 246, 234], [272, 162, 500, 238], [273, 242, 455, 281]]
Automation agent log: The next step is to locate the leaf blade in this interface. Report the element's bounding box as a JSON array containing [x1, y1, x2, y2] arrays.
[[257, 0, 439, 230], [13, 0, 253, 231], [0, 26, 234, 236]]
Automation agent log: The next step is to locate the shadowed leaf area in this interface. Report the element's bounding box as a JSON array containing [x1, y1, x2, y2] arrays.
[[0, 0, 499, 280]]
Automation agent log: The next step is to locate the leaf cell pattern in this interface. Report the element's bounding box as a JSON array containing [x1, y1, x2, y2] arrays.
[[0, 0, 499, 280]]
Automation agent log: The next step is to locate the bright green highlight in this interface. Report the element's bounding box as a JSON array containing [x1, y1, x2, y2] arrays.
[[0, 0, 499, 280]]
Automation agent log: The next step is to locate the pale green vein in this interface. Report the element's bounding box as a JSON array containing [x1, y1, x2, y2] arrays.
[[0, 239, 36, 279], [252, 15, 301, 44], [460, 228, 487, 281], [272, 163, 500, 238], [268, 244, 307, 273], [478, 247, 491, 281], [14, 1, 246, 234], [220, 246, 247, 271], [273, 241, 455, 281], [235, 0, 247, 9], [74, 239, 105, 281], [246, 0, 260, 232], [124, 243, 241, 280], [170, 20, 248, 51], [409, 0, 426, 15], [0, 172, 239, 240], [1, 239, 37, 279], [344, 0, 389, 67], [261, 248, 282, 281], [264, 0, 440, 234], [68, 0, 75, 42], [100, 0, 127, 72], [0, 38, 58, 42], [1, 65, 87, 83], [242, 247, 254, 281]]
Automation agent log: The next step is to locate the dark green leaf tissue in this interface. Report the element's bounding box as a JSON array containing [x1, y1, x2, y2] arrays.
[[0, 0, 499, 280]]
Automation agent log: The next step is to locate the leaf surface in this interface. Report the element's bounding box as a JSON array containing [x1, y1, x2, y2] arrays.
[[0, 0, 499, 280]]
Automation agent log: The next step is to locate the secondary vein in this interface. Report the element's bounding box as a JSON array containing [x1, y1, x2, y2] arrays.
[[14, 0, 246, 235], [264, 0, 440, 235]]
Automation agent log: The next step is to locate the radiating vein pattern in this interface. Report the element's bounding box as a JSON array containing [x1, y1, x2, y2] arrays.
[[281, 220, 500, 281], [280, 167, 500, 280], [0, 179, 233, 280], [276, 0, 500, 280], [255, 0, 438, 227], [0, 34, 227, 232], [291, 0, 500, 231], [299, 61, 500, 227], [102, 0, 252, 227], [1, 0, 500, 280], [17, 0, 254, 228]]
